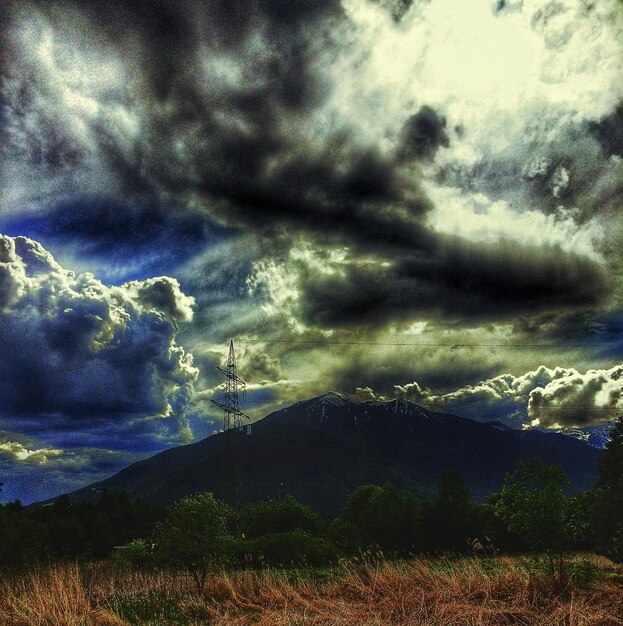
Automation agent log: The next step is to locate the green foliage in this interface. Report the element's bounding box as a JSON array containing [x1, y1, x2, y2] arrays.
[[0, 503, 47, 567], [327, 520, 371, 555], [154, 492, 231, 592], [0, 490, 161, 568], [420, 470, 482, 554], [233, 531, 336, 567], [495, 460, 571, 553], [593, 417, 623, 561], [495, 459, 572, 585], [114, 538, 155, 569], [238, 494, 324, 539], [565, 491, 594, 549], [330, 484, 420, 555]]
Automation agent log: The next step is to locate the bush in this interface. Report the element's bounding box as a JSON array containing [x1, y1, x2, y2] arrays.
[[114, 538, 155, 569], [330, 484, 420, 556], [233, 531, 336, 567], [238, 495, 324, 539]]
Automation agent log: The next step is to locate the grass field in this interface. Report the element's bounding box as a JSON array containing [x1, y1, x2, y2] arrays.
[[1, 554, 622, 626]]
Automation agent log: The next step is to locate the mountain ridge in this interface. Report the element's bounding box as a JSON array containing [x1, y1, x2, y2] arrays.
[[60, 393, 601, 516]]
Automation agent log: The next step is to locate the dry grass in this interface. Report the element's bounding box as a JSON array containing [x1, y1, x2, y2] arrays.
[[1, 555, 622, 626]]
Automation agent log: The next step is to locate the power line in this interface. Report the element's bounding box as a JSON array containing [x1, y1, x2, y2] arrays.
[[189, 338, 622, 348], [1, 335, 621, 382], [242, 340, 621, 348]]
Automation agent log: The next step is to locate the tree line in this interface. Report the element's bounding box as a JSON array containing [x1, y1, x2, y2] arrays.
[[1, 418, 622, 588]]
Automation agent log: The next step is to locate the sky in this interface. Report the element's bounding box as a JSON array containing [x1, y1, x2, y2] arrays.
[[0, 0, 622, 503]]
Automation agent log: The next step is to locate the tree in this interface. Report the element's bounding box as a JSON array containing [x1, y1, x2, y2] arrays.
[[330, 484, 420, 556], [495, 460, 571, 586], [238, 494, 324, 539], [0, 503, 47, 567], [593, 417, 623, 561], [154, 493, 231, 592], [234, 531, 336, 567], [420, 470, 480, 553]]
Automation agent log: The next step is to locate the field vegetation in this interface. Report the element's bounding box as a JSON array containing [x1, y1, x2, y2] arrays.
[[2, 554, 623, 625], [0, 418, 622, 625]]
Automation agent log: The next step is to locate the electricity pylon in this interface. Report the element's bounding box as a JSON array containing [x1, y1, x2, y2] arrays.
[[211, 339, 251, 433]]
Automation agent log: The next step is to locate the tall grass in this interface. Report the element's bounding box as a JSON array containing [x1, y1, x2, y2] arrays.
[[1, 555, 622, 625]]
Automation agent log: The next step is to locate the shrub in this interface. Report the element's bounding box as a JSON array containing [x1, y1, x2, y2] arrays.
[[238, 495, 324, 539], [330, 484, 420, 556], [233, 531, 336, 567]]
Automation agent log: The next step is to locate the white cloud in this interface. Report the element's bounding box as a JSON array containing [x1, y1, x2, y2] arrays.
[[528, 364, 623, 427], [0, 234, 199, 444], [362, 363, 623, 429], [314, 0, 622, 262], [327, 0, 623, 151], [425, 185, 604, 258], [0, 440, 64, 464]]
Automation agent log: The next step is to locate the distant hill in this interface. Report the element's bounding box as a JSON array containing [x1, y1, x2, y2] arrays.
[[64, 393, 601, 516]]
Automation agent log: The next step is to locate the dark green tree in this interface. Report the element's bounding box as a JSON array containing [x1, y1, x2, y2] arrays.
[[495, 459, 571, 585], [593, 417, 623, 561], [154, 493, 231, 592], [238, 494, 324, 539], [0, 503, 47, 567], [234, 531, 336, 567], [330, 484, 420, 555], [420, 470, 480, 553]]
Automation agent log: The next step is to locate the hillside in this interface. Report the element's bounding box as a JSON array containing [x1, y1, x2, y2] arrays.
[[65, 393, 600, 516]]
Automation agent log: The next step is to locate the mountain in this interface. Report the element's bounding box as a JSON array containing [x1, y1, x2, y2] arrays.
[[556, 423, 615, 449], [64, 393, 601, 516]]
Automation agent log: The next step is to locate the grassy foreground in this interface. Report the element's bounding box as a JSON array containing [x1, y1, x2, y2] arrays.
[[1, 555, 623, 626]]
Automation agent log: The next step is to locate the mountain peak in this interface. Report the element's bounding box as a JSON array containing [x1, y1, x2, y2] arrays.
[[361, 396, 428, 415], [62, 390, 600, 514], [313, 391, 349, 406]]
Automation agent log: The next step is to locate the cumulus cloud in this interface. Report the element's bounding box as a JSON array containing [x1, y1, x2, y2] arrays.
[[0, 440, 64, 464], [0, 233, 198, 445], [358, 364, 623, 429], [528, 365, 623, 428]]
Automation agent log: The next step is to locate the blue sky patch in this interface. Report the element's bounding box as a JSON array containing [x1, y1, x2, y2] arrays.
[[1, 198, 232, 283]]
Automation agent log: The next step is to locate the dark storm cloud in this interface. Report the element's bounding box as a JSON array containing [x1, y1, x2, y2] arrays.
[[0, 0, 345, 206], [590, 102, 623, 158], [0, 234, 198, 446], [0, 0, 613, 332], [510, 309, 623, 363], [2, 0, 435, 252], [398, 105, 449, 161], [32, 0, 341, 103], [371, 0, 415, 22], [299, 238, 609, 328], [329, 350, 501, 398]]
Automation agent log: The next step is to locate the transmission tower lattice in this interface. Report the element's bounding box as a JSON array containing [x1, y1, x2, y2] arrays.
[[211, 340, 251, 434]]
